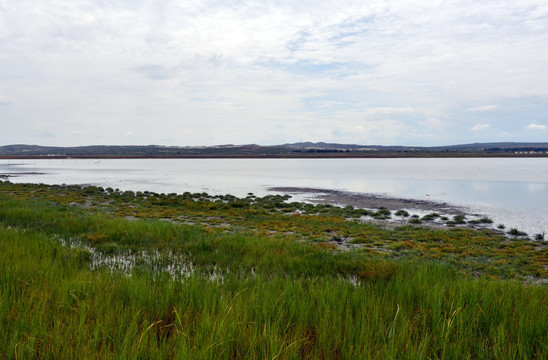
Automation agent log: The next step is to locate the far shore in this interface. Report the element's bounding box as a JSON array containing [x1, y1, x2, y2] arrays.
[[1, 153, 548, 160]]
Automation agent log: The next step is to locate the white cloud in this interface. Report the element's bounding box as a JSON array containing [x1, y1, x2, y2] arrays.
[[338, 119, 409, 142], [526, 123, 547, 130], [0, 94, 14, 106], [471, 124, 490, 131], [467, 105, 498, 112], [1, 0, 548, 146], [363, 107, 415, 115]]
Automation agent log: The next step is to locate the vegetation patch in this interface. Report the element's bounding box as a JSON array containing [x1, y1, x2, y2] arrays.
[[0, 181, 547, 359]]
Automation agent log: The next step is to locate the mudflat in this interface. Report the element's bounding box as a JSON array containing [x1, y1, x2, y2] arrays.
[[269, 186, 469, 214]]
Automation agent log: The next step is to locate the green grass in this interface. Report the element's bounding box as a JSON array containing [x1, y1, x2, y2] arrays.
[[0, 181, 547, 359]]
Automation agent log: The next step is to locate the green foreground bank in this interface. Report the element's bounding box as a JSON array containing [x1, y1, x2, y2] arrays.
[[0, 181, 547, 359]]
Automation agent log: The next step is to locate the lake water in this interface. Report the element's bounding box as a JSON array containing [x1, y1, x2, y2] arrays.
[[1, 158, 547, 236]]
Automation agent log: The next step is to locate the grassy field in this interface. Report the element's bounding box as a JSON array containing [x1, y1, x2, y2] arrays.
[[0, 181, 547, 359]]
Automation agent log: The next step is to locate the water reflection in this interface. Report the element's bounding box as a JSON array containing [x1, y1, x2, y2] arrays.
[[527, 183, 546, 193], [470, 182, 490, 193]]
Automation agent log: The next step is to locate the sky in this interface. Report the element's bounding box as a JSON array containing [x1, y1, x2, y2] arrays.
[[1, 0, 547, 147]]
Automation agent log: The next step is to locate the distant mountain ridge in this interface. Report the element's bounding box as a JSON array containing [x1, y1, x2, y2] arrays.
[[282, 141, 548, 151], [1, 142, 547, 158]]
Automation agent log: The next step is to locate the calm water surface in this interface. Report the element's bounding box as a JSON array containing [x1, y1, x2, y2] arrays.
[[1, 158, 546, 236]]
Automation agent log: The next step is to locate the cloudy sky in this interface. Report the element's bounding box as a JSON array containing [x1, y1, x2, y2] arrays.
[[1, 0, 547, 146]]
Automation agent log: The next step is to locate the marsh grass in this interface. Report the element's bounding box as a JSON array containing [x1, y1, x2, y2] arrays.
[[1, 181, 547, 359]]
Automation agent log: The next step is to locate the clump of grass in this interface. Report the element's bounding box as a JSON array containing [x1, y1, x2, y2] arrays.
[[446, 215, 466, 226], [453, 215, 466, 224], [469, 217, 494, 225], [421, 212, 440, 221], [395, 210, 409, 217], [508, 228, 528, 237], [373, 207, 391, 219]]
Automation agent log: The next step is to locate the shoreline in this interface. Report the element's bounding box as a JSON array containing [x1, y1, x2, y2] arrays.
[[269, 186, 511, 235], [0, 176, 541, 239], [269, 186, 469, 214]]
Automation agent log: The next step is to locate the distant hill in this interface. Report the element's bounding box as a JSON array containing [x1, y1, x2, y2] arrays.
[[0, 142, 547, 158]]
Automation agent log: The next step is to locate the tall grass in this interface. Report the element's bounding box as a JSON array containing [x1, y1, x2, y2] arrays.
[[0, 183, 547, 359]]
